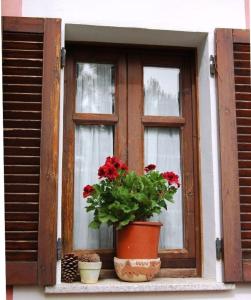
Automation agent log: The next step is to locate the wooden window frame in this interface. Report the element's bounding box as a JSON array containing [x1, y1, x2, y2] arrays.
[[62, 44, 201, 277]]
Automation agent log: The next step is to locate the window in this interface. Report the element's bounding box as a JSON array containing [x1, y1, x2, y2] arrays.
[[62, 44, 201, 276]]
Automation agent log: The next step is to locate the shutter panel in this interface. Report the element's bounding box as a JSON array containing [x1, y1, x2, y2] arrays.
[[216, 28, 251, 282], [3, 17, 61, 285]]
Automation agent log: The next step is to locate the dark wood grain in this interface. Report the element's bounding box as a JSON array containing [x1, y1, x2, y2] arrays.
[[5, 212, 38, 222], [6, 251, 37, 261], [243, 261, 251, 281], [3, 49, 43, 59], [2, 17, 44, 33], [62, 54, 75, 255], [37, 18, 61, 286], [6, 262, 38, 285], [127, 54, 144, 174], [216, 28, 251, 282], [115, 55, 128, 162], [3, 93, 42, 102], [73, 113, 118, 125], [233, 29, 251, 43], [5, 193, 39, 202], [3, 32, 43, 42], [234, 32, 251, 276], [3, 16, 61, 286], [3, 41, 43, 50], [3, 18, 42, 280], [6, 221, 38, 231], [142, 116, 185, 127]]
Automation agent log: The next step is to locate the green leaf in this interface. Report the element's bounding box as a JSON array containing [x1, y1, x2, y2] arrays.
[[89, 220, 100, 229], [98, 215, 110, 223], [86, 205, 95, 212], [117, 216, 132, 229]]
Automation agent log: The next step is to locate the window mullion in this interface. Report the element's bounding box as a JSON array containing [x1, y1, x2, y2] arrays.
[[142, 115, 185, 127]]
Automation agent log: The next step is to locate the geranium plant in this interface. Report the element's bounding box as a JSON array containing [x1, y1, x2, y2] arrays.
[[83, 156, 180, 229]]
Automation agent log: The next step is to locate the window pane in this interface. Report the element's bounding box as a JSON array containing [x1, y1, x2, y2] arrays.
[[144, 67, 180, 116], [76, 63, 115, 113], [73, 125, 114, 249], [144, 127, 183, 249]]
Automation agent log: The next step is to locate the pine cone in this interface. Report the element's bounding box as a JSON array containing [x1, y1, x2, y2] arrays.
[[79, 253, 100, 262], [61, 253, 78, 283]]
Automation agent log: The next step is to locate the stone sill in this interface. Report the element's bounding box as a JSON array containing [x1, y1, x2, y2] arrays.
[[45, 278, 235, 294]]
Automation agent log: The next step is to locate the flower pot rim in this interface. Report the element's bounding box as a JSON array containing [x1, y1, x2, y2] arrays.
[[114, 257, 161, 262], [78, 261, 102, 270], [128, 221, 163, 227]]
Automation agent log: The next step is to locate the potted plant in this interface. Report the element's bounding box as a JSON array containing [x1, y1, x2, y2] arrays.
[[78, 253, 102, 284], [83, 156, 180, 281]]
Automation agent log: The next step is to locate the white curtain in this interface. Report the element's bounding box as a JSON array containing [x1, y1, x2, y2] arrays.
[[73, 62, 115, 250], [73, 125, 114, 249], [145, 128, 183, 249], [76, 63, 114, 113], [144, 67, 183, 249], [144, 67, 180, 116]]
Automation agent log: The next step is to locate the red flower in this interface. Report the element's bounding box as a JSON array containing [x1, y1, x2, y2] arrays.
[[105, 156, 128, 173], [98, 165, 107, 178], [98, 162, 119, 181], [161, 171, 180, 187], [120, 163, 128, 171], [144, 164, 156, 172], [105, 163, 119, 180], [106, 156, 122, 169], [83, 185, 94, 198]]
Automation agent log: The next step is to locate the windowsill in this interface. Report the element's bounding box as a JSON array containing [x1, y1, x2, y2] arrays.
[[45, 278, 235, 294]]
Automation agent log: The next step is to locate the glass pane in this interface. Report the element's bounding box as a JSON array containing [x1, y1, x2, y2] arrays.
[[73, 125, 114, 249], [76, 63, 115, 113], [144, 127, 183, 249], [144, 67, 180, 116]]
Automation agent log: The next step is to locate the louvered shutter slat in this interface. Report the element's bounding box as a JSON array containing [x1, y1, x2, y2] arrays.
[[3, 28, 41, 265], [3, 16, 61, 286], [234, 42, 251, 269], [216, 28, 251, 282]]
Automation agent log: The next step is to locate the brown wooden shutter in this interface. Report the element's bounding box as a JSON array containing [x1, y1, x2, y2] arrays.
[[3, 17, 61, 285], [216, 28, 251, 282]]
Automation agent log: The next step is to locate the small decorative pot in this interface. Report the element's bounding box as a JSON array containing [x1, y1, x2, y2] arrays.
[[78, 261, 102, 284], [114, 257, 161, 282]]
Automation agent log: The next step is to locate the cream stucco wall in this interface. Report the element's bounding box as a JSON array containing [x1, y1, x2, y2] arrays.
[[4, 0, 251, 299]]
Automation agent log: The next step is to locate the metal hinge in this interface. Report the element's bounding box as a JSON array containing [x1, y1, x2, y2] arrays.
[[57, 238, 62, 260], [61, 47, 66, 69], [210, 55, 216, 76], [216, 238, 223, 260]]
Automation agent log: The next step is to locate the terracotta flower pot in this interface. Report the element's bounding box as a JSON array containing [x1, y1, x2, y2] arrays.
[[116, 221, 162, 259]]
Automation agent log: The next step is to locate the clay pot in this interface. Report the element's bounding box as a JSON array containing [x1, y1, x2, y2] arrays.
[[114, 257, 161, 282], [78, 261, 102, 284], [116, 221, 162, 259]]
